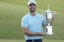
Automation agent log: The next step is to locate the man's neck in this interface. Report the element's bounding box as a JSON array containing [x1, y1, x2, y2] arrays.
[[30, 12, 36, 16]]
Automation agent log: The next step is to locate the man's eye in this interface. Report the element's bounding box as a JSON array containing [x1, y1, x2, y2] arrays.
[[29, 4, 31, 6], [33, 4, 35, 6]]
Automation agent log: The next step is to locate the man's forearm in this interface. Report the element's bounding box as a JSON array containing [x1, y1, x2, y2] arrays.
[[24, 31, 46, 36], [24, 31, 41, 36]]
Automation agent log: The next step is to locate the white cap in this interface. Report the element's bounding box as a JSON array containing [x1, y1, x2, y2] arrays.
[[28, 0, 36, 5]]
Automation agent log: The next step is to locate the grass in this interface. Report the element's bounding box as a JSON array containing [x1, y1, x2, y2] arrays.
[[0, 0, 64, 40], [0, 39, 64, 42]]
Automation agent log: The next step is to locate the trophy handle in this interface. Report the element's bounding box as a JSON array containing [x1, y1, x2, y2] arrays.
[[52, 11, 56, 20]]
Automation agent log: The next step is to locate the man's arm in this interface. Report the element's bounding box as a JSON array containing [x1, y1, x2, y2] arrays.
[[22, 26, 46, 36], [43, 22, 53, 28], [42, 17, 54, 28]]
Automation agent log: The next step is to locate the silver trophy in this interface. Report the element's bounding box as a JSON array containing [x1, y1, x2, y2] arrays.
[[44, 5, 56, 35]]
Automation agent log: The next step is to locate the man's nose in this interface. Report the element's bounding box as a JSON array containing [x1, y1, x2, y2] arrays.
[[31, 5, 35, 8]]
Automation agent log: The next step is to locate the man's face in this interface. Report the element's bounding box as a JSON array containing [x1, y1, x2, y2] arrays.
[[28, 3, 36, 12]]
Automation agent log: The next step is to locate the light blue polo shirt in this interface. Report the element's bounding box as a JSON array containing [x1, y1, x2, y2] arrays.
[[21, 13, 46, 40]]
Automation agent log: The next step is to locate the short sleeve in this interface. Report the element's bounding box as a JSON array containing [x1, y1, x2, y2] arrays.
[[21, 16, 28, 27]]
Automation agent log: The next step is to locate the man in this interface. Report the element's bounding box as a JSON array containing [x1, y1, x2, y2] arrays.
[[21, 0, 49, 42]]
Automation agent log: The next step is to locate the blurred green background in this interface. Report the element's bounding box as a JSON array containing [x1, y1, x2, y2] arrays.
[[0, 0, 64, 40]]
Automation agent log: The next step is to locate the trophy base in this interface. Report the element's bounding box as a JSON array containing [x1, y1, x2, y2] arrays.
[[46, 25, 53, 35]]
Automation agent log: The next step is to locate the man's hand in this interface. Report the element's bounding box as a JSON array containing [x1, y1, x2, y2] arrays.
[[52, 11, 56, 21], [39, 32, 47, 36]]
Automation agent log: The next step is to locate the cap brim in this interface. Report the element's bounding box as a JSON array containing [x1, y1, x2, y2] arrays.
[[28, 3, 36, 5]]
